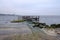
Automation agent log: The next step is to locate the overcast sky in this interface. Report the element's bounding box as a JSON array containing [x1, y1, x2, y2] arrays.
[[0, 0, 60, 15]]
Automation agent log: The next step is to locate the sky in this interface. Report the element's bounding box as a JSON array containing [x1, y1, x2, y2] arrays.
[[0, 0, 60, 15]]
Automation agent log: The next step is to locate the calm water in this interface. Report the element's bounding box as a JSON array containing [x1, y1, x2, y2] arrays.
[[0, 16, 60, 25], [40, 16, 60, 25], [0, 22, 32, 35]]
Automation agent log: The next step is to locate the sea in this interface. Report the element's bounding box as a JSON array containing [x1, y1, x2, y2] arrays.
[[40, 16, 60, 25], [0, 15, 60, 36], [0, 15, 60, 25]]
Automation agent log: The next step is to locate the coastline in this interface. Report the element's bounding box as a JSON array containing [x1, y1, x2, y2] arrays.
[[41, 28, 57, 36]]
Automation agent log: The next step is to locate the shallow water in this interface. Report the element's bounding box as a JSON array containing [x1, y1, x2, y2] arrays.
[[0, 22, 32, 35]]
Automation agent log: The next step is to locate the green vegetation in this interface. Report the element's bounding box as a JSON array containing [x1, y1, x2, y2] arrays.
[[11, 20, 25, 23], [31, 22, 60, 29], [50, 24, 60, 28], [32, 22, 46, 28]]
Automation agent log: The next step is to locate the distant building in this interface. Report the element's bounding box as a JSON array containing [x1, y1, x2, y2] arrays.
[[22, 16, 39, 22]]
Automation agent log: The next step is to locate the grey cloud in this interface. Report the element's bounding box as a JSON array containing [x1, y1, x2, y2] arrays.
[[0, 0, 60, 15]]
